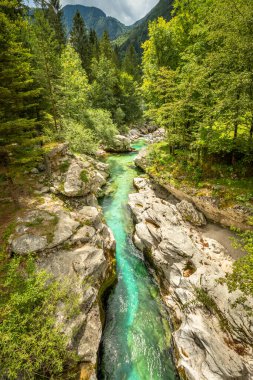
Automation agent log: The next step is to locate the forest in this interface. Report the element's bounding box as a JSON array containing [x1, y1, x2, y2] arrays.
[[0, 0, 253, 379], [142, 0, 253, 297]]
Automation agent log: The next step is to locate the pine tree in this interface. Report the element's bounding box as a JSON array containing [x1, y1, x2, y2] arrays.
[[89, 29, 100, 61], [0, 0, 41, 168], [99, 31, 113, 60], [70, 10, 91, 77], [123, 44, 140, 80], [46, 0, 66, 49], [113, 45, 121, 69], [30, 9, 61, 132], [91, 55, 118, 114]]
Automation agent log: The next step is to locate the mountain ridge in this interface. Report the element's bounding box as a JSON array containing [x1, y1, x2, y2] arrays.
[[62, 4, 131, 40], [116, 0, 174, 54]]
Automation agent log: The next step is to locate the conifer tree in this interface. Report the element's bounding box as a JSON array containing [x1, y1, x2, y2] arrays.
[[0, 0, 40, 167], [70, 10, 91, 76], [99, 31, 113, 60], [46, 0, 66, 49], [30, 9, 61, 132], [123, 44, 140, 80], [89, 29, 100, 61]]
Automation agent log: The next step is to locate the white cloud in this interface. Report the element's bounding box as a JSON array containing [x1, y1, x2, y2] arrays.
[[61, 0, 159, 25]]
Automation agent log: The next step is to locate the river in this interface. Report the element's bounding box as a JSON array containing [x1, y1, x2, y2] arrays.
[[98, 139, 178, 380]]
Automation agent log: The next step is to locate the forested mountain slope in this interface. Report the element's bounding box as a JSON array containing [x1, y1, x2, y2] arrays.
[[62, 4, 131, 39], [116, 0, 174, 54]]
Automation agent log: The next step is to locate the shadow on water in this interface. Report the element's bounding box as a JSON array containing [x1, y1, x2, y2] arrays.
[[98, 139, 179, 380]]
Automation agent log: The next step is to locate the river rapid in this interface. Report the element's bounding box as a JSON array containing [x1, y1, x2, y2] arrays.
[[98, 140, 177, 380]]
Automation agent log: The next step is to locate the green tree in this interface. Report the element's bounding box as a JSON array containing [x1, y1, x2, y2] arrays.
[[91, 55, 118, 115], [119, 72, 142, 124], [29, 9, 61, 132], [0, 0, 41, 168], [99, 30, 113, 60], [58, 44, 90, 122], [89, 28, 100, 61], [122, 44, 140, 80], [46, 0, 66, 48], [58, 45, 117, 153], [70, 10, 91, 77]]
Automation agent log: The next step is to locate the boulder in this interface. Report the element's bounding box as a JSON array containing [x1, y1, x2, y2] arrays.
[[72, 226, 96, 244], [11, 234, 48, 255], [107, 135, 132, 153], [177, 200, 207, 226]]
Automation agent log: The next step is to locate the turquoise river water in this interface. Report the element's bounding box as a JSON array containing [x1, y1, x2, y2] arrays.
[[99, 140, 178, 380]]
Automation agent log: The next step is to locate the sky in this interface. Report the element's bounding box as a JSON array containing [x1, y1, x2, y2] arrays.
[[25, 0, 159, 25]]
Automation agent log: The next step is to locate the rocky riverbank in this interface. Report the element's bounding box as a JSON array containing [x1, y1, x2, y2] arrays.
[[128, 176, 253, 380], [7, 144, 116, 379], [135, 148, 253, 231]]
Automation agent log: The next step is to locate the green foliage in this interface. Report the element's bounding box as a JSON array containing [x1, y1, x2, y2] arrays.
[[58, 44, 90, 120], [61, 118, 97, 155], [142, 1, 253, 166], [58, 44, 118, 153], [80, 169, 89, 183], [122, 44, 140, 81], [0, 0, 41, 166], [70, 10, 91, 76], [0, 254, 77, 379], [195, 287, 230, 332], [91, 55, 118, 114], [118, 72, 142, 124], [46, 0, 66, 48], [227, 230, 253, 297], [29, 8, 61, 131], [84, 108, 118, 146]]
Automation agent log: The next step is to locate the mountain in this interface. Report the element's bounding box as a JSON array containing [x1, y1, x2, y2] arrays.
[[62, 4, 131, 40], [115, 0, 174, 54]]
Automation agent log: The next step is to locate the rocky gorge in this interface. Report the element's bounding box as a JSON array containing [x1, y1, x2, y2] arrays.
[[128, 170, 253, 379], [4, 134, 253, 380]]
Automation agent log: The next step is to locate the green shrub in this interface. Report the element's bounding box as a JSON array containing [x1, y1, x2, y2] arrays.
[[0, 255, 77, 379], [227, 229, 253, 297]]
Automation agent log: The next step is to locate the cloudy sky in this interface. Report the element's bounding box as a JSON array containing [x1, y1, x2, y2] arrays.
[[25, 0, 159, 25]]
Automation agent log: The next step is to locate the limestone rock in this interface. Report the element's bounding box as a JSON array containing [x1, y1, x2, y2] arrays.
[[77, 305, 102, 363], [134, 148, 148, 170], [11, 234, 48, 255], [107, 134, 132, 153], [128, 178, 253, 379], [78, 206, 102, 230], [177, 200, 207, 226], [45, 144, 109, 198], [8, 143, 115, 380], [72, 226, 96, 244], [49, 211, 79, 247]]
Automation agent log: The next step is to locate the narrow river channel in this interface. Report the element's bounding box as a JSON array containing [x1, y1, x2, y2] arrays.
[[98, 140, 177, 380]]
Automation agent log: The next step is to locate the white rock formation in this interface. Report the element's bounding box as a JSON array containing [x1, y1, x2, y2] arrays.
[[128, 177, 253, 380]]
